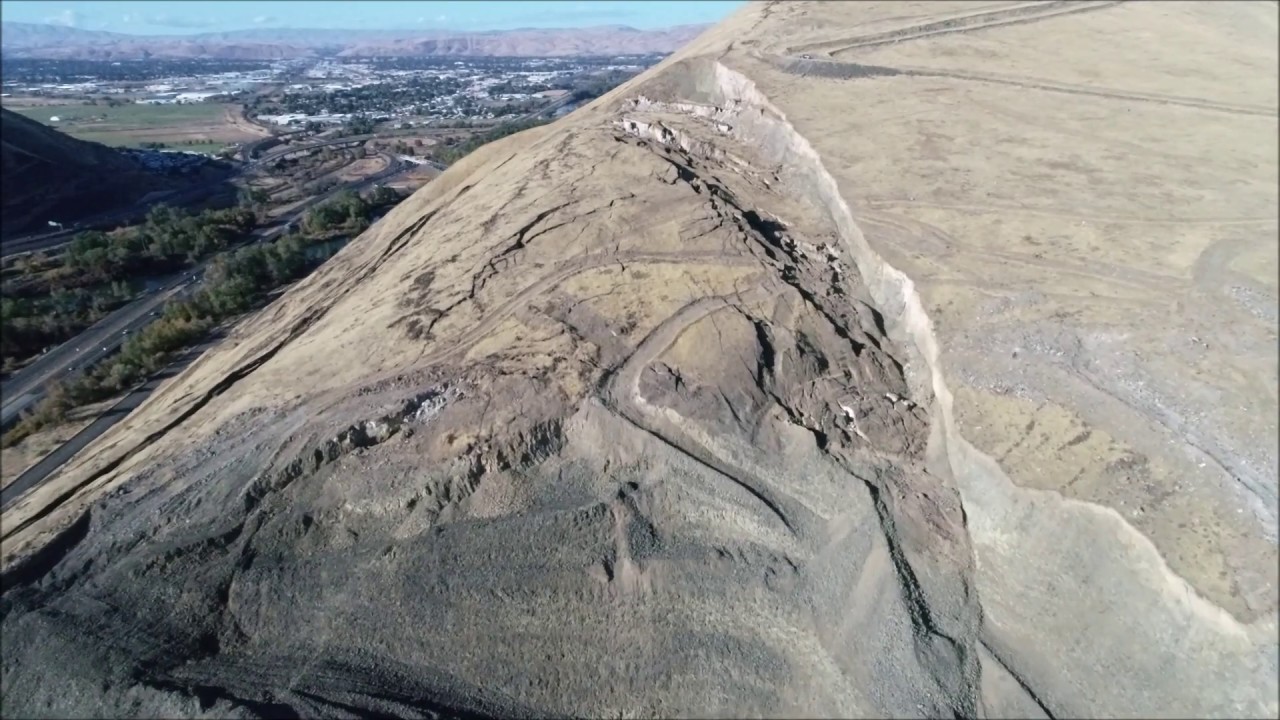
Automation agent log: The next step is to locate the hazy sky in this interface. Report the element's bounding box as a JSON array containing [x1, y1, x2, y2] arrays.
[[0, 1, 744, 34]]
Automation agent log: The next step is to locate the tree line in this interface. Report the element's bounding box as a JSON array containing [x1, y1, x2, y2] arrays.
[[66, 204, 257, 281], [2, 205, 255, 372], [3, 185, 406, 446], [3, 234, 319, 446]]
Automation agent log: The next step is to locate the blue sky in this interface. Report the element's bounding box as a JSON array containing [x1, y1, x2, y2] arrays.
[[0, 1, 744, 34]]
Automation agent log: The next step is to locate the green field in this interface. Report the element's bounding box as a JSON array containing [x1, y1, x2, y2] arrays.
[[9, 127, 227, 153], [5, 101, 234, 151], [10, 102, 224, 128]]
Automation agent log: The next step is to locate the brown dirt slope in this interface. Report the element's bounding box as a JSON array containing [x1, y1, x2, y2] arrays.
[[1, 2, 1276, 718]]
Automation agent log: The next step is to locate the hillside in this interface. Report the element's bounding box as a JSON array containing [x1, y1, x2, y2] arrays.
[[1, 2, 1277, 718], [0, 22, 129, 48], [0, 108, 173, 237], [0, 21, 708, 59]]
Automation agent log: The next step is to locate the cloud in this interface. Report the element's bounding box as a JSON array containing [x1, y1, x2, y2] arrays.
[[437, 15, 448, 22], [44, 9, 81, 28], [147, 13, 217, 29], [253, 15, 278, 25]]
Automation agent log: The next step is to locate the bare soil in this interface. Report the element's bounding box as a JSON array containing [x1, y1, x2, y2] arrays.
[[0, 3, 1274, 719]]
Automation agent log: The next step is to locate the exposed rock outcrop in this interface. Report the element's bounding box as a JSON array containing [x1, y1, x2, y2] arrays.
[[2, 2, 1276, 717]]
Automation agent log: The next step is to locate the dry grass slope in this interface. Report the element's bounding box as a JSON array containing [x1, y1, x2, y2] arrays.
[[1, 2, 1275, 718]]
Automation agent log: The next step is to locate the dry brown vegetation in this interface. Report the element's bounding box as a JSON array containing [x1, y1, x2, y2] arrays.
[[1, 3, 1275, 718]]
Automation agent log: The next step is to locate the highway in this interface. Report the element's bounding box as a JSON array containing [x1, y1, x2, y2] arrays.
[[1, 180, 234, 258], [0, 275, 200, 431], [0, 102, 571, 511], [0, 125, 459, 510], [0, 154, 418, 508], [2, 141, 400, 258], [263, 153, 410, 226], [238, 127, 309, 162], [251, 128, 459, 166], [254, 134, 376, 164], [520, 93, 579, 122], [0, 155, 410, 433], [1, 339, 214, 509], [0, 140, 391, 258]]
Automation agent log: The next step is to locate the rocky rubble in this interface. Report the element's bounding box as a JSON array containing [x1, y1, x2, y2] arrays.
[[2, 2, 1276, 718]]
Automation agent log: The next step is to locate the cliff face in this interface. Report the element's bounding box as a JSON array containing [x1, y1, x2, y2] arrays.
[[2, 3, 1276, 718]]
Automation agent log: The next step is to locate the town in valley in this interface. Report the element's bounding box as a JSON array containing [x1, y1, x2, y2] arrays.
[[0, 51, 664, 453]]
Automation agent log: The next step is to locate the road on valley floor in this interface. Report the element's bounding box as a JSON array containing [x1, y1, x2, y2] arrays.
[[1, 339, 216, 510], [1, 180, 233, 258], [0, 155, 410, 431]]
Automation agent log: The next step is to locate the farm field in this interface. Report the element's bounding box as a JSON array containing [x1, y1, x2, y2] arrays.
[[1, 101, 264, 152]]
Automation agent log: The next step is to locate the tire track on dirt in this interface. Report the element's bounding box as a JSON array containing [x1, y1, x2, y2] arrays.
[[1191, 234, 1267, 295], [888, 65, 1278, 117], [411, 250, 763, 367], [790, 1, 1120, 56], [855, 212, 955, 256], [1049, 357, 1279, 534], [1, 208, 439, 555], [599, 283, 812, 537], [964, 95, 1262, 169], [857, 208, 1183, 293], [0, 303, 324, 555], [826, 535, 892, 649], [865, 199, 1279, 226], [770, 53, 1276, 117]]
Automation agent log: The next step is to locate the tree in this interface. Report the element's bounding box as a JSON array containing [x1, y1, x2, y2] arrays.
[[30, 379, 72, 425], [343, 114, 375, 136], [303, 189, 370, 234], [145, 204, 180, 230], [67, 231, 114, 278], [367, 185, 401, 207], [238, 186, 270, 210]]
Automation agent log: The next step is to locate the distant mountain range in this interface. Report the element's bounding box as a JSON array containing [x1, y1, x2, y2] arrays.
[[0, 21, 710, 60]]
